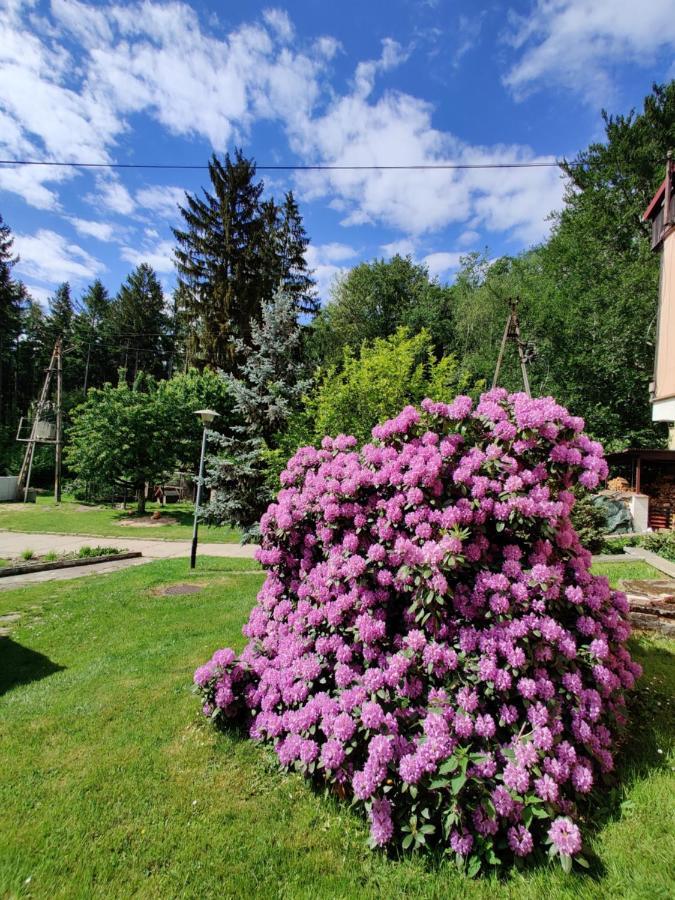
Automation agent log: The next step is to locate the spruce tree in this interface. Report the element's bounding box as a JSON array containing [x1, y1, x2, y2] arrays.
[[73, 280, 116, 391], [173, 151, 316, 370], [173, 151, 265, 370], [278, 191, 319, 316], [204, 288, 311, 536], [114, 264, 170, 382], [0, 214, 26, 465], [45, 283, 74, 345]]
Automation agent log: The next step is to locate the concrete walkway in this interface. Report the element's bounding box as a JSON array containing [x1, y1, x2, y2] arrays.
[[0, 531, 257, 560], [0, 530, 257, 590]]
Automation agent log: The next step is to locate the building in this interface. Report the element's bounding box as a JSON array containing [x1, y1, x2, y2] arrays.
[[644, 153, 675, 424]]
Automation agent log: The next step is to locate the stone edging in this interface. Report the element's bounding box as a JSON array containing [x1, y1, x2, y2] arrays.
[[0, 551, 142, 577]]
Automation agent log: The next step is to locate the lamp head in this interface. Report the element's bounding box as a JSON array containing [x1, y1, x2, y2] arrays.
[[194, 408, 219, 425]]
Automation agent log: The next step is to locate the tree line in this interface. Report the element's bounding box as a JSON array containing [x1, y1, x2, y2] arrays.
[[0, 81, 673, 533]]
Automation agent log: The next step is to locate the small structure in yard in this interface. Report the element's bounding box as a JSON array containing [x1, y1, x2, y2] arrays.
[[604, 448, 675, 530]]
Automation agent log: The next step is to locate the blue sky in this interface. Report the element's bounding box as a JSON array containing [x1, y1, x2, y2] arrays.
[[1, 0, 674, 307]]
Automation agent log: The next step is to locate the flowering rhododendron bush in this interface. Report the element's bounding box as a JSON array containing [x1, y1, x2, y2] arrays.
[[195, 389, 641, 873]]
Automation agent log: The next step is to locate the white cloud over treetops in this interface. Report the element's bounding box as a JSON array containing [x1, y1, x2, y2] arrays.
[[504, 0, 675, 104], [2, 0, 674, 293]]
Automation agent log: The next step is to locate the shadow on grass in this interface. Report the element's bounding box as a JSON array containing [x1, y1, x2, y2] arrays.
[[0, 636, 65, 696]]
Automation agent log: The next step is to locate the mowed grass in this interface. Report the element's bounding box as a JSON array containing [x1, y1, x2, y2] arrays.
[[590, 560, 661, 588], [0, 494, 240, 543], [0, 559, 673, 899]]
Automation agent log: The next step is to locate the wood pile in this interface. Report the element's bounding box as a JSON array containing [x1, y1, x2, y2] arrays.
[[643, 474, 675, 529], [608, 476, 631, 492]]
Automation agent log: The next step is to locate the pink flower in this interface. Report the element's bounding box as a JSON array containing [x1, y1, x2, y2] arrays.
[[508, 825, 534, 857], [194, 390, 638, 862], [548, 817, 582, 856], [369, 797, 393, 846]]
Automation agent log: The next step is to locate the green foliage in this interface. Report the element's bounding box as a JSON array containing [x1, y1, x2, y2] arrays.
[[173, 151, 316, 371], [66, 369, 231, 513], [641, 531, 675, 562], [311, 254, 454, 364], [451, 83, 675, 449], [313, 327, 479, 446], [115, 264, 171, 383], [206, 289, 310, 534], [20, 548, 34, 561], [570, 493, 607, 554], [76, 545, 121, 558]]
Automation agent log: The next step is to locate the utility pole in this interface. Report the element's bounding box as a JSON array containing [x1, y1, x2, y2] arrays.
[[493, 297, 532, 398], [17, 340, 59, 502], [54, 337, 63, 503], [83, 339, 92, 394]]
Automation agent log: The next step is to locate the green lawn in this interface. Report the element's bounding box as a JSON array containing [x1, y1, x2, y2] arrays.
[[0, 494, 240, 543], [0, 559, 673, 899], [590, 560, 661, 588]]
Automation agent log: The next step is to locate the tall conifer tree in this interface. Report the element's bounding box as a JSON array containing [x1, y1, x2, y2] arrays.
[[0, 214, 26, 442], [114, 264, 170, 382], [173, 151, 316, 370]]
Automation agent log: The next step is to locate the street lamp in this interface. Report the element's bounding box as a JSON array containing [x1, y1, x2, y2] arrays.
[[191, 409, 219, 569]]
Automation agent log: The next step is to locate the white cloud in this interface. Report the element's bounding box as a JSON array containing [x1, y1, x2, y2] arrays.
[[422, 251, 463, 279], [0, 164, 69, 210], [354, 38, 409, 98], [504, 0, 675, 103], [262, 8, 294, 43], [0, 2, 569, 252], [24, 283, 53, 307], [94, 176, 135, 215], [0, 1, 329, 211], [290, 84, 564, 242], [121, 239, 175, 274], [14, 229, 105, 284], [136, 185, 185, 219], [68, 217, 115, 242], [457, 229, 480, 248], [381, 238, 418, 258], [305, 242, 358, 303], [314, 36, 341, 61]]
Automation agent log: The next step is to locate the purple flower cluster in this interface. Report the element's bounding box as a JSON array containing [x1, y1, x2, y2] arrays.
[[194, 389, 641, 869]]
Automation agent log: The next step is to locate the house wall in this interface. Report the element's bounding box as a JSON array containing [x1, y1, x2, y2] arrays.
[[652, 230, 675, 420]]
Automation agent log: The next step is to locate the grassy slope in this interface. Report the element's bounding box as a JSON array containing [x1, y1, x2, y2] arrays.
[[0, 495, 240, 543], [0, 559, 673, 899]]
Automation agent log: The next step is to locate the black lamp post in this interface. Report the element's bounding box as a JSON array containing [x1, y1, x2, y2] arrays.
[[191, 409, 219, 569]]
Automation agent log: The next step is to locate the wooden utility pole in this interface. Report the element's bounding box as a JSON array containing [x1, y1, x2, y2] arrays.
[[492, 298, 531, 398], [17, 340, 59, 501], [83, 340, 92, 394], [54, 338, 63, 504]]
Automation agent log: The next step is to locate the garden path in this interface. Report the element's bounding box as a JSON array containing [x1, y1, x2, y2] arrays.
[[0, 531, 257, 560], [0, 531, 257, 591]]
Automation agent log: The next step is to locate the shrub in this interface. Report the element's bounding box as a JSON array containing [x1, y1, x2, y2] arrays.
[[77, 545, 120, 558], [195, 389, 641, 873], [20, 548, 35, 561], [569, 493, 606, 554], [641, 531, 675, 562]]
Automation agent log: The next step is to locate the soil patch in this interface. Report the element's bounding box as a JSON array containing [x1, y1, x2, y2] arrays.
[[119, 515, 178, 527], [160, 583, 202, 596]]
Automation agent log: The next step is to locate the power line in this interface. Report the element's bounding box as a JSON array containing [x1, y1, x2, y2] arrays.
[[0, 157, 572, 172]]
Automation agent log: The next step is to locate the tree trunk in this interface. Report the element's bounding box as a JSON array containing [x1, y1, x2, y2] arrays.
[[136, 483, 146, 515]]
